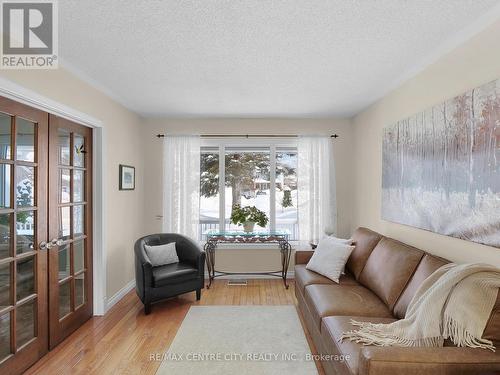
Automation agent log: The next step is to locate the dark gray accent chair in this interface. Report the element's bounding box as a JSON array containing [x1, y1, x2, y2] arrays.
[[134, 233, 206, 314]]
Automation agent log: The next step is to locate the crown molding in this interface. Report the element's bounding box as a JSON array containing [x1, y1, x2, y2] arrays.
[[0, 75, 103, 127]]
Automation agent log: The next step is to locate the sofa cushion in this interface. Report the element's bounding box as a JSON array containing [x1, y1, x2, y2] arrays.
[[152, 262, 199, 287], [393, 254, 449, 318], [321, 316, 397, 375], [346, 227, 383, 279], [359, 238, 424, 310], [295, 264, 359, 293], [304, 284, 393, 331]]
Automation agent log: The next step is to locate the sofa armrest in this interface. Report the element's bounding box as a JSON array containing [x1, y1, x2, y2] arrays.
[[359, 347, 500, 375], [295, 250, 314, 265]]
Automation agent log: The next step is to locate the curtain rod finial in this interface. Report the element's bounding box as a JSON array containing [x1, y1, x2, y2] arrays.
[[331, 134, 339, 138], [157, 134, 165, 138]]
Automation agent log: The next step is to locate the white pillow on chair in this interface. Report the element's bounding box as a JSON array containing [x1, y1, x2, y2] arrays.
[[144, 242, 179, 266], [306, 237, 354, 283]]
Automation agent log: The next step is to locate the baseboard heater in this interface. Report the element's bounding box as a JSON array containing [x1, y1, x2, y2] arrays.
[[227, 279, 248, 286]]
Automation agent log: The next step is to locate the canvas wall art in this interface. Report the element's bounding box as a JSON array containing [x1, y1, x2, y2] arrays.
[[382, 79, 500, 248]]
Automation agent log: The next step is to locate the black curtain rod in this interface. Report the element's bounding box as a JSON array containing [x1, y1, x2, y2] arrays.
[[156, 134, 339, 139]]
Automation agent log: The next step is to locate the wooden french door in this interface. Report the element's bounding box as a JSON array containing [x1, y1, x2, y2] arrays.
[[47, 115, 92, 348], [0, 98, 93, 373], [0, 97, 49, 374]]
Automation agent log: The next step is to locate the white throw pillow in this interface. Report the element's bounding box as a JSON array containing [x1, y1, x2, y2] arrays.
[[326, 235, 353, 245], [320, 236, 353, 274], [306, 237, 354, 283], [144, 242, 179, 266]]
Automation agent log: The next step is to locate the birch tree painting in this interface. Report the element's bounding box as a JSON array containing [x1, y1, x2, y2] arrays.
[[382, 79, 500, 248]]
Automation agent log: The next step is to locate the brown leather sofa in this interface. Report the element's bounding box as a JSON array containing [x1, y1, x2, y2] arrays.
[[295, 227, 500, 375]]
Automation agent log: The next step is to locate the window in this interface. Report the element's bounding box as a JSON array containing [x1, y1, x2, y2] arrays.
[[199, 142, 298, 241]]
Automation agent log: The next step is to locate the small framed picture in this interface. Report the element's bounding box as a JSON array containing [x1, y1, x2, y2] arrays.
[[119, 165, 135, 190]]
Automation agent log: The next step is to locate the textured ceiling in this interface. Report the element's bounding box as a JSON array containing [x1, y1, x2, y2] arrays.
[[59, 1, 500, 118]]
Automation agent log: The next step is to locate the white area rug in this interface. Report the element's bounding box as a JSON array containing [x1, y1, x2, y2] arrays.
[[155, 306, 318, 375]]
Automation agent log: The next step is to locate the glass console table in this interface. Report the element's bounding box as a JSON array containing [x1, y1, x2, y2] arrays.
[[204, 231, 292, 289]]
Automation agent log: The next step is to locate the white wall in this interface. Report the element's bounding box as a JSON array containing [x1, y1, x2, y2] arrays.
[[0, 68, 147, 298], [143, 118, 353, 271], [351, 18, 500, 266]]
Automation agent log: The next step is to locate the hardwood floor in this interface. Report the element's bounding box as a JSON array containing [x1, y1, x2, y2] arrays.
[[24, 279, 324, 375]]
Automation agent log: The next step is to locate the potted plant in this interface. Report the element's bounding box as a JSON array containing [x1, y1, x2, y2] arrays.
[[230, 204, 269, 233]]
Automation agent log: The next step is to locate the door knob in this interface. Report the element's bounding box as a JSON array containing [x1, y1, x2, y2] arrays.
[[39, 241, 52, 250], [50, 238, 64, 247], [39, 239, 63, 250]]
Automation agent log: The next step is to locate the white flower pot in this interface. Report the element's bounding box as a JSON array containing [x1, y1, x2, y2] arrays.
[[243, 221, 256, 233]]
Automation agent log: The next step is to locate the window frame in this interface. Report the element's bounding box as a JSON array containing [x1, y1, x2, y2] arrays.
[[200, 137, 299, 243]]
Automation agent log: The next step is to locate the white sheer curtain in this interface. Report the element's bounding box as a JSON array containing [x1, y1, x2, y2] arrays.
[[297, 136, 337, 243], [163, 135, 201, 239]]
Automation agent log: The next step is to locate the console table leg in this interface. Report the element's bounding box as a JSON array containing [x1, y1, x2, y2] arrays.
[[207, 273, 213, 289], [204, 240, 217, 289], [280, 240, 292, 289]]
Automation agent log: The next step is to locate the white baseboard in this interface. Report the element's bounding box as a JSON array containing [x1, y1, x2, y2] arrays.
[[105, 279, 136, 313], [204, 271, 294, 280]]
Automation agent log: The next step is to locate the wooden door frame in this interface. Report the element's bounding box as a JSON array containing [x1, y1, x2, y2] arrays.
[[0, 77, 107, 316]]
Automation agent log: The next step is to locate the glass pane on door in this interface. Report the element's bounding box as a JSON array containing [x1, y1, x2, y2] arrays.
[[73, 205, 84, 238], [16, 166, 35, 207], [59, 169, 70, 204], [59, 282, 71, 319], [0, 163, 11, 209], [73, 240, 84, 273], [58, 244, 70, 280], [0, 113, 11, 160], [58, 206, 70, 240], [16, 211, 35, 254], [0, 213, 11, 260], [58, 128, 70, 166], [0, 262, 11, 309], [16, 301, 35, 347], [16, 118, 35, 162], [73, 134, 85, 167], [73, 170, 84, 202], [75, 274, 84, 308], [16, 256, 35, 300], [0, 312, 11, 361]]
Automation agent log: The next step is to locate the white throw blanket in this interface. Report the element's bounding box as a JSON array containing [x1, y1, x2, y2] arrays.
[[341, 263, 500, 351]]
